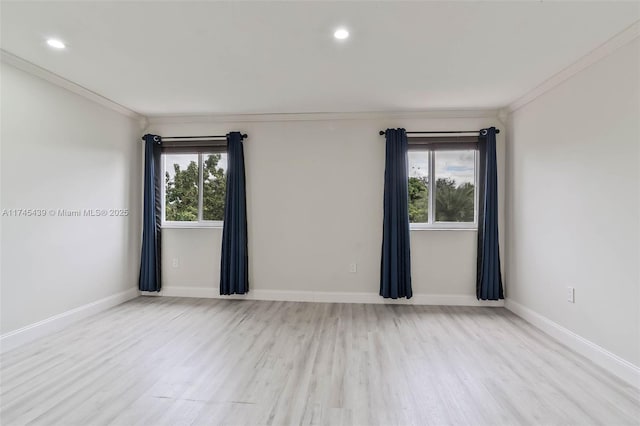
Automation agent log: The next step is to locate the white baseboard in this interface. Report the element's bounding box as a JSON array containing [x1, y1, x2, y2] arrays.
[[0, 288, 139, 354], [505, 299, 639, 388], [141, 286, 504, 307]]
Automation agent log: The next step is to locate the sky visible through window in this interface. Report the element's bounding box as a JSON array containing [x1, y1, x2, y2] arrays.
[[409, 150, 474, 186]]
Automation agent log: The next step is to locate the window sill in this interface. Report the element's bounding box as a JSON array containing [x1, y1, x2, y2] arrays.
[[410, 225, 477, 231], [162, 222, 223, 229]]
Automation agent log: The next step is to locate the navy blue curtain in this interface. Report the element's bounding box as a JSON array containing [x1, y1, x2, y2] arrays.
[[139, 134, 162, 292], [220, 132, 249, 295], [380, 129, 412, 299], [477, 127, 504, 300]]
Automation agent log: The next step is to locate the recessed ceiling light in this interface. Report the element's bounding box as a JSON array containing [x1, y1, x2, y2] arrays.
[[46, 39, 66, 49], [334, 28, 349, 40]]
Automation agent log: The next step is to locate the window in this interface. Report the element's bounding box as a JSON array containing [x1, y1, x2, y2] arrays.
[[408, 145, 477, 229], [162, 152, 227, 226]]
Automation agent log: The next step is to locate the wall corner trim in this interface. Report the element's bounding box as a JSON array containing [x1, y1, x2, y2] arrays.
[[1, 49, 144, 120], [507, 20, 640, 113], [0, 288, 139, 354], [505, 299, 640, 389]]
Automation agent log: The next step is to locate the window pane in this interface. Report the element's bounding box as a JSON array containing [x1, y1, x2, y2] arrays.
[[164, 153, 199, 221], [434, 150, 475, 222], [202, 153, 228, 221], [408, 151, 429, 223]]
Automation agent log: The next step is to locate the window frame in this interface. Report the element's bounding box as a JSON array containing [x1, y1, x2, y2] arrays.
[[408, 146, 479, 231], [161, 150, 227, 229]]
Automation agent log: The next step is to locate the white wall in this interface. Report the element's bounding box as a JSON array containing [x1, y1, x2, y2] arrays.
[[150, 115, 505, 303], [0, 62, 142, 334], [506, 39, 640, 366]]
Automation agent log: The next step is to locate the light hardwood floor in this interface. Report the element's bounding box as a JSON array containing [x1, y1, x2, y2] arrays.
[[1, 297, 638, 426]]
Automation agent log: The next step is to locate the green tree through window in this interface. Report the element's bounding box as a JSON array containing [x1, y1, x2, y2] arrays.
[[435, 178, 474, 222], [408, 149, 476, 224], [408, 176, 428, 222], [202, 154, 227, 221], [164, 153, 227, 222]]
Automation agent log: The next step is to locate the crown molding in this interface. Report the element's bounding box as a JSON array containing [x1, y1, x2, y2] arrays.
[[507, 20, 640, 114], [146, 109, 500, 125], [1, 49, 143, 121]]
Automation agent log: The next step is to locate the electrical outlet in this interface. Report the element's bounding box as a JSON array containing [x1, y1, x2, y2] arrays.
[[567, 287, 575, 303], [172, 257, 180, 268], [349, 263, 357, 273]]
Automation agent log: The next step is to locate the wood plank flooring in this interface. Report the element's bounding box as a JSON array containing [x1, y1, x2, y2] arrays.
[[1, 297, 638, 426]]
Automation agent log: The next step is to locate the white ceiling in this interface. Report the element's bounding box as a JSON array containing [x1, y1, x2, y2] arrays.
[[1, 1, 639, 116]]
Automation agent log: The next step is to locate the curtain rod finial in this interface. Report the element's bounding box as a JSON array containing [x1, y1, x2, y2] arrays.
[[379, 130, 386, 136], [242, 133, 248, 139]]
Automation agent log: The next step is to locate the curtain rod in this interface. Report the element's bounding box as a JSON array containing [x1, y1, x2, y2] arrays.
[[141, 134, 248, 141], [378, 129, 500, 136]]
